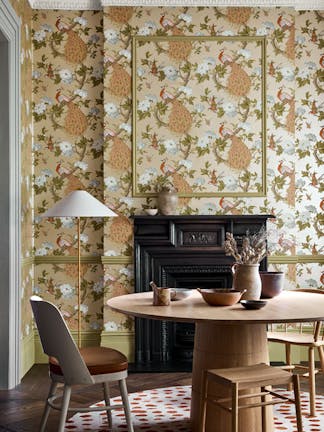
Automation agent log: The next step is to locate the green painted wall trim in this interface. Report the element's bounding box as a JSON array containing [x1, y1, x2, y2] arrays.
[[101, 256, 133, 265], [101, 331, 135, 362], [34, 329, 101, 363], [269, 255, 324, 264], [34, 255, 133, 265], [21, 257, 34, 267], [21, 332, 35, 378], [34, 255, 102, 264], [30, 254, 324, 265]]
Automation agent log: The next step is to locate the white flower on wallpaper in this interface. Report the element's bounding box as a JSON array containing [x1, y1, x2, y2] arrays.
[[59, 69, 73, 84], [104, 321, 118, 331], [59, 283, 75, 299], [74, 303, 89, 314]]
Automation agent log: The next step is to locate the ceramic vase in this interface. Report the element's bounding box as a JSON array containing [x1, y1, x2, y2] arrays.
[[157, 189, 178, 215], [231, 263, 262, 300]]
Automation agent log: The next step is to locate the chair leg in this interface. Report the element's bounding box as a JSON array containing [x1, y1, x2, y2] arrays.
[[261, 386, 267, 432], [231, 383, 239, 432], [39, 381, 58, 432], [57, 385, 71, 432], [103, 382, 113, 427], [199, 371, 208, 432], [285, 343, 293, 391], [308, 347, 316, 416], [119, 378, 134, 432], [318, 346, 324, 374], [292, 374, 303, 432]]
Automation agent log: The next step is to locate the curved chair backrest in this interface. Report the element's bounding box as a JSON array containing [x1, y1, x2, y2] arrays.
[[30, 296, 93, 385]]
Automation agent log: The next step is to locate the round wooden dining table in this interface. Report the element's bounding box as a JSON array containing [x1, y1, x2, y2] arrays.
[[107, 290, 324, 432]]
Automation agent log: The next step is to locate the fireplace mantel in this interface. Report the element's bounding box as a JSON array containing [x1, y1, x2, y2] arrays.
[[133, 214, 274, 371]]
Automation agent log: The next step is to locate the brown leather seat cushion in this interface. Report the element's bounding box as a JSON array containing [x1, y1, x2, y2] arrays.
[[49, 346, 128, 376]]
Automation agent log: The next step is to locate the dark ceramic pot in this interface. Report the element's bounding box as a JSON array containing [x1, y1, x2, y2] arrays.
[[260, 271, 284, 298]]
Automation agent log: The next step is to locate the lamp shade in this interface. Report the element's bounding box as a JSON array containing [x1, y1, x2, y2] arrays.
[[42, 190, 118, 218]]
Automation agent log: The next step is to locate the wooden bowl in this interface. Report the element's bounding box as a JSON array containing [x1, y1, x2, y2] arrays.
[[240, 300, 267, 310], [197, 288, 246, 306]]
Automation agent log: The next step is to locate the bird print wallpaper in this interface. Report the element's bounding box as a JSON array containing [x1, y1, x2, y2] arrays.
[[11, 5, 321, 367], [132, 35, 266, 197]]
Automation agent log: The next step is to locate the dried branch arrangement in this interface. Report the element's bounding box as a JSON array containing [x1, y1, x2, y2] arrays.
[[224, 227, 269, 264]]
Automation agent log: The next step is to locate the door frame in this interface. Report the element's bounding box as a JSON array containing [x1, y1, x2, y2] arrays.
[[0, 0, 21, 389]]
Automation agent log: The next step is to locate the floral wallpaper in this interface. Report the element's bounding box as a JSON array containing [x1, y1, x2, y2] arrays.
[[8, 0, 34, 345], [31, 6, 323, 338], [133, 36, 266, 196], [32, 10, 106, 331]]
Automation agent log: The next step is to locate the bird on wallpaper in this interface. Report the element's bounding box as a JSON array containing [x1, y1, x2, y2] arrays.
[[55, 161, 72, 176], [320, 55, 324, 68], [209, 170, 218, 186], [219, 123, 234, 138], [277, 15, 293, 31], [160, 159, 176, 175], [277, 87, 293, 104], [160, 87, 175, 101], [46, 135, 54, 151], [268, 61, 275, 77], [104, 127, 117, 138], [46, 63, 54, 79], [277, 161, 294, 176], [311, 29, 318, 43], [310, 100, 317, 115], [219, 198, 241, 214], [160, 14, 175, 29], [151, 133, 159, 149], [278, 234, 295, 252], [56, 234, 73, 248], [218, 50, 233, 66], [150, 60, 158, 76], [55, 89, 71, 104], [55, 15, 70, 32], [319, 127, 324, 140], [208, 96, 217, 112]]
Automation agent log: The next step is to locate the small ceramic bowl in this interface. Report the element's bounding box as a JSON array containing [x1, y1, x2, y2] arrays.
[[197, 288, 246, 306], [240, 300, 267, 310], [170, 288, 193, 301], [145, 208, 158, 216]]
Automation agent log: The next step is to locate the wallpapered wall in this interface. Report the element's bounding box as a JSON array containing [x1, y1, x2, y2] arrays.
[[30, 7, 323, 341], [8, 0, 34, 359]]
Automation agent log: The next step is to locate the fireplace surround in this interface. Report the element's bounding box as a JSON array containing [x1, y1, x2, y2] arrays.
[[133, 215, 274, 371]]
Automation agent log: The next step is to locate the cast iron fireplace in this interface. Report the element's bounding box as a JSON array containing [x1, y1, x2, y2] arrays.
[[133, 215, 273, 372]]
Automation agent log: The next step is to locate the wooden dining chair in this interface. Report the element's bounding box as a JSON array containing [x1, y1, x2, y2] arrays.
[[199, 363, 303, 432], [267, 288, 324, 416], [30, 296, 134, 432]]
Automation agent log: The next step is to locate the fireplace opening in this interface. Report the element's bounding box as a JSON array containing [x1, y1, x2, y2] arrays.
[[133, 215, 273, 372]]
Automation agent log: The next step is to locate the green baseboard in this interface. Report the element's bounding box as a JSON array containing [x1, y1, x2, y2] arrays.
[[269, 342, 321, 364], [34, 329, 102, 363], [21, 331, 35, 378], [101, 331, 135, 362]]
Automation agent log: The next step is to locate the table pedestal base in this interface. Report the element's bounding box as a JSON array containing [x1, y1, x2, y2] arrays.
[[191, 322, 273, 432]]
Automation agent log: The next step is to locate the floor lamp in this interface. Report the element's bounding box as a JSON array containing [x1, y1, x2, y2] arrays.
[[42, 190, 117, 347]]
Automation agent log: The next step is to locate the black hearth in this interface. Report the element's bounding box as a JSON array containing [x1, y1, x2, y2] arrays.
[[133, 215, 274, 372]]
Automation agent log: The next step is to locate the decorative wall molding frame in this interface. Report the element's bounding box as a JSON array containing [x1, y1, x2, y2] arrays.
[[0, 0, 21, 390], [132, 35, 266, 198], [27, 0, 324, 10]]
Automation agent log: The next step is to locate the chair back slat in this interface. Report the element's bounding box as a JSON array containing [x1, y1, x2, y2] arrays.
[[30, 296, 93, 385]]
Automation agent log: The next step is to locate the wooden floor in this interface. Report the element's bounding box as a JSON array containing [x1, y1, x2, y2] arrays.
[[0, 364, 323, 432]]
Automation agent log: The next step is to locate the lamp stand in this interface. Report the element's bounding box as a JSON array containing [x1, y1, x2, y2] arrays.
[[77, 216, 81, 348]]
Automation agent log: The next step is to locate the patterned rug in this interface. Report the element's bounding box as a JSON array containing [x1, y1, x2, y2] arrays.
[[66, 386, 324, 431]]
